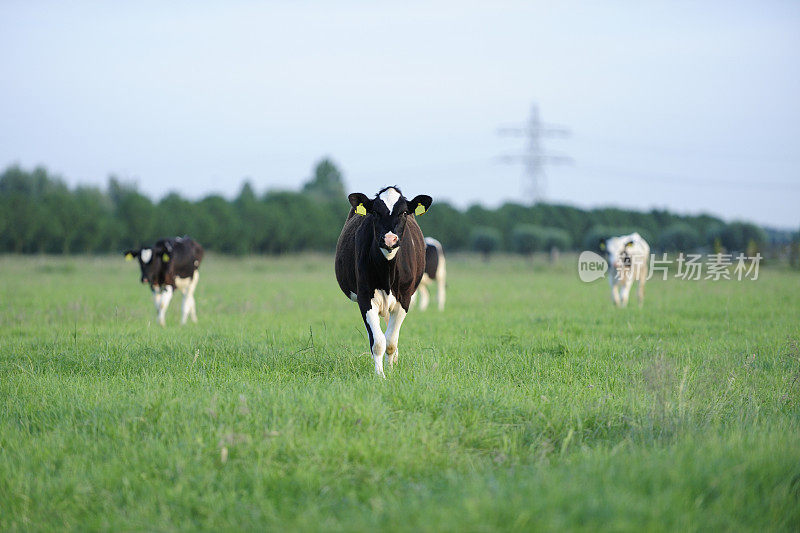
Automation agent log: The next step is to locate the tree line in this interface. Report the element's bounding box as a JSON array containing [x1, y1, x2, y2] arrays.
[[0, 162, 793, 258]]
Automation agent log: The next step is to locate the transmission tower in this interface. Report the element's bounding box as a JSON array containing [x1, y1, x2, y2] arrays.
[[497, 104, 572, 203]]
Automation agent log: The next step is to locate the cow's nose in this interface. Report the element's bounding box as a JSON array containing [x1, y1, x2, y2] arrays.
[[384, 232, 399, 248]]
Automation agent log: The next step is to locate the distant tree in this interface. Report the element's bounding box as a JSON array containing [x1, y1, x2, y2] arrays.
[[233, 182, 262, 254], [195, 195, 246, 254], [0, 163, 776, 257], [510, 225, 571, 262], [0, 166, 61, 252], [301, 158, 346, 201], [156, 192, 197, 242], [471, 227, 501, 261], [511, 225, 546, 256], [719, 222, 767, 253], [705, 223, 725, 252], [72, 186, 115, 253], [658, 223, 701, 252], [790, 227, 800, 269], [416, 201, 469, 251], [109, 177, 157, 247], [543, 227, 571, 251]]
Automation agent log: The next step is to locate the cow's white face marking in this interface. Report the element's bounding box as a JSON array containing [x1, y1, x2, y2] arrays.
[[381, 247, 399, 260], [140, 248, 153, 263], [379, 187, 401, 213]]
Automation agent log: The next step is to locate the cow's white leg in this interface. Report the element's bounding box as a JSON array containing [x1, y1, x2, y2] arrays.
[[177, 279, 191, 325], [436, 278, 446, 312], [157, 285, 173, 326], [610, 283, 621, 307], [418, 284, 430, 311], [409, 290, 418, 308], [637, 278, 646, 308], [152, 289, 162, 318], [189, 271, 199, 322], [385, 303, 407, 368], [180, 292, 192, 325], [180, 271, 200, 324], [636, 265, 646, 308], [620, 280, 633, 308], [363, 305, 386, 378]]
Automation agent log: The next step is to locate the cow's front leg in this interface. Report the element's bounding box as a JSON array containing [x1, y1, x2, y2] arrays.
[[610, 282, 621, 307], [181, 293, 198, 324], [189, 271, 199, 323], [157, 285, 173, 326], [436, 277, 446, 311], [418, 284, 430, 311], [385, 302, 408, 368], [619, 280, 633, 308], [180, 272, 200, 324], [180, 293, 192, 325], [361, 300, 386, 378], [152, 288, 163, 320]]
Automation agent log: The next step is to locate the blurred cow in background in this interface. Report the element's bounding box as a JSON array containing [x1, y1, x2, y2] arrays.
[[600, 232, 650, 307], [411, 237, 447, 311], [124, 236, 204, 325]]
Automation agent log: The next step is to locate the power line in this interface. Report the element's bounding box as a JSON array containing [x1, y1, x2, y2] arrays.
[[497, 104, 572, 203]]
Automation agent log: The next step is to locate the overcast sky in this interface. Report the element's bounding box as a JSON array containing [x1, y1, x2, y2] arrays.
[[1, 1, 798, 227]]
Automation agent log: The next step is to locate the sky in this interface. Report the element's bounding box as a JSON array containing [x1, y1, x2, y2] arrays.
[[1, 1, 798, 228]]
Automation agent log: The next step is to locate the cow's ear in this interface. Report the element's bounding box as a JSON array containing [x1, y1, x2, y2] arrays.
[[598, 240, 606, 251], [124, 249, 138, 261], [348, 193, 372, 216], [409, 195, 433, 216]]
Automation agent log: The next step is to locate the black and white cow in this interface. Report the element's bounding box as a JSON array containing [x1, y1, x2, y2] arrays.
[[600, 232, 650, 307], [334, 186, 432, 377], [411, 237, 447, 311], [124, 236, 204, 326]]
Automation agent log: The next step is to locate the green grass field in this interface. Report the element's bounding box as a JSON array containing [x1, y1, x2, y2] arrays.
[[1, 254, 799, 531]]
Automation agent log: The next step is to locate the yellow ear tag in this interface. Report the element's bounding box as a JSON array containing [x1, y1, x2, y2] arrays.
[[599, 243, 606, 250], [355, 203, 367, 216], [162, 253, 170, 262], [125, 252, 133, 261], [414, 204, 426, 216], [626, 242, 634, 248]]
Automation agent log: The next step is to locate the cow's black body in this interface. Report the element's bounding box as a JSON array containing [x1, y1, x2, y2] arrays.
[[334, 187, 432, 377], [144, 237, 204, 288], [424, 242, 439, 280], [124, 236, 204, 326], [335, 209, 426, 313]]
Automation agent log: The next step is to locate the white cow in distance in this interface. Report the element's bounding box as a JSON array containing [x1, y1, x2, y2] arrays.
[[600, 232, 650, 307]]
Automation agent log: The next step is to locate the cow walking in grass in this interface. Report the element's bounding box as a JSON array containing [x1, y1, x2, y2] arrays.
[[411, 237, 447, 311], [335, 186, 432, 377], [124, 236, 204, 325], [600, 232, 650, 307]]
